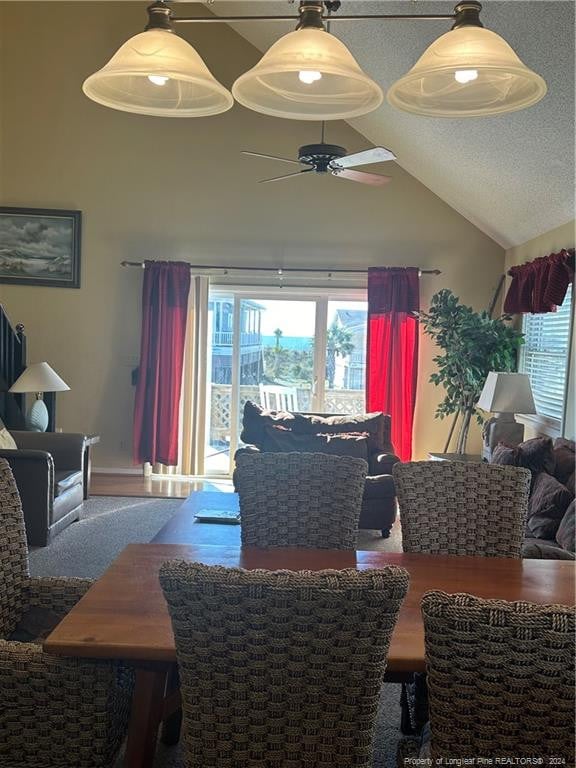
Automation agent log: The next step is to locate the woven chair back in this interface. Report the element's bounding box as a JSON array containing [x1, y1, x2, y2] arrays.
[[235, 451, 367, 549], [422, 590, 575, 761], [160, 561, 409, 768], [393, 461, 530, 557], [0, 458, 28, 635]]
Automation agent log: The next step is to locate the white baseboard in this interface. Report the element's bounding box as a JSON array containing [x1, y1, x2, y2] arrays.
[[92, 467, 143, 475]]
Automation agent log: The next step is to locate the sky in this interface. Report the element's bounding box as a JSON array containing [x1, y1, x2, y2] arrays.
[[257, 299, 367, 336]]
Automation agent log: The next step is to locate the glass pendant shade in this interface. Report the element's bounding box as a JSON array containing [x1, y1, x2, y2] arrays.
[[387, 26, 547, 117], [83, 29, 233, 117], [232, 28, 383, 120]]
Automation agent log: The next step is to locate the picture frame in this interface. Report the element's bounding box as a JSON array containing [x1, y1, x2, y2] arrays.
[[0, 207, 81, 288]]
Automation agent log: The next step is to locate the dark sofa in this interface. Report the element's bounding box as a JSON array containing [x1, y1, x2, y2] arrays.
[[491, 436, 575, 559], [236, 401, 399, 536]]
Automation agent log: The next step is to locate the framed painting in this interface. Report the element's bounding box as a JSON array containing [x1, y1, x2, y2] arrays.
[[0, 207, 81, 288]]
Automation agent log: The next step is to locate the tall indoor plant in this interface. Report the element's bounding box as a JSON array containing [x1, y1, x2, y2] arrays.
[[421, 289, 524, 454]]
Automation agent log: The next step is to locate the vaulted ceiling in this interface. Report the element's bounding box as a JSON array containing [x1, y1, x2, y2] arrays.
[[206, 0, 575, 248]]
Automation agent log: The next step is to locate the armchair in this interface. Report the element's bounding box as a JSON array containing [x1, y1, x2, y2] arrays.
[[0, 458, 132, 767], [0, 431, 86, 546], [237, 401, 399, 536]]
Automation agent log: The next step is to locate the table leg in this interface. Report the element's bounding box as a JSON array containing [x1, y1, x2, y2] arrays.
[[124, 666, 168, 768], [161, 664, 182, 746]]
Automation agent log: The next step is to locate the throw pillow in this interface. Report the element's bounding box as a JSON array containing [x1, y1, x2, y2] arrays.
[[553, 438, 575, 486], [491, 443, 521, 466], [261, 425, 369, 460], [0, 427, 17, 450], [240, 400, 295, 448], [556, 500, 575, 552], [292, 412, 386, 451], [526, 471, 574, 540], [517, 436, 556, 475]]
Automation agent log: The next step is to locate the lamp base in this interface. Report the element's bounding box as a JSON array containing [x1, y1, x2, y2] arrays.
[[482, 412, 524, 461], [26, 398, 49, 432]]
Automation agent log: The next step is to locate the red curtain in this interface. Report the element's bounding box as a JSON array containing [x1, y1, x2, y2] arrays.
[[366, 267, 420, 462], [133, 261, 191, 466], [504, 249, 574, 314]]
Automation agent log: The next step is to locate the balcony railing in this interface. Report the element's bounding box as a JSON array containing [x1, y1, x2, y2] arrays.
[[212, 331, 261, 346]]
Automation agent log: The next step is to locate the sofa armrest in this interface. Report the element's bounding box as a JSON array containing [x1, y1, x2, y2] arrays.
[[369, 452, 400, 476], [0, 449, 53, 544], [11, 432, 85, 471]]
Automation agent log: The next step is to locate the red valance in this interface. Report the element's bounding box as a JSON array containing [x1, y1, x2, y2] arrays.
[[367, 267, 420, 314], [504, 249, 575, 314]]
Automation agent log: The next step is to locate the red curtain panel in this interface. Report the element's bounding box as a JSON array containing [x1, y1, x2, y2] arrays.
[[366, 267, 420, 461], [133, 261, 191, 466]]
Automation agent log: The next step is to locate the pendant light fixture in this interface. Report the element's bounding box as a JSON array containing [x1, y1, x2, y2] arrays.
[[231, 1, 383, 121], [82, 1, 233, 117], [387, 1, 547, 117], [82, 1, 547, 121]]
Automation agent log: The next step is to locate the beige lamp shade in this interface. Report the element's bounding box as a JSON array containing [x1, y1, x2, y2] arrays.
[[387, 26, 547, 117], [232, 27, 383, 120], [9, 362, 70, 394], [82, 29, 233, 117], [477, 372, 536, 414]]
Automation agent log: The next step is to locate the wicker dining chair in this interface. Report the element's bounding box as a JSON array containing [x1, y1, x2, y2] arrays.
[[393, 461, 531, 737], [159, 560, 409, 768], [393, 461, 531, 558], [234, 451, 368, 549], [0, 458, 132, 768], [421, 590, 575, 762]]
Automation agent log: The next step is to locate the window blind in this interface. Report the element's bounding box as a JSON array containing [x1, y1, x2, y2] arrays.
[[519, 284, 573, 422]]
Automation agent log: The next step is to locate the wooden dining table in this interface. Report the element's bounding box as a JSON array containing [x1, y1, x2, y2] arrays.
[[44, 542, 575, 768]]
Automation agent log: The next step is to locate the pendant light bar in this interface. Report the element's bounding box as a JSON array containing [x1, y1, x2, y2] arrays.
[[171, 13, 457, 24], [82, 0, 547, 119]]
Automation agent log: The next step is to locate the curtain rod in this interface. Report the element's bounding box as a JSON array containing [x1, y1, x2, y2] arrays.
[[120, 261, 441, 277]]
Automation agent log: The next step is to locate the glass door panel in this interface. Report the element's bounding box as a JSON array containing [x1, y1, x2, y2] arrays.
[[204, 292, 235, 475], [237, 298, 317, 444], [325, 300, 367, 414]]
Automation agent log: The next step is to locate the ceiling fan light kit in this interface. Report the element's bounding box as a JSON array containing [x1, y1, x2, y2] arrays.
[[82, 0, 547, 120]]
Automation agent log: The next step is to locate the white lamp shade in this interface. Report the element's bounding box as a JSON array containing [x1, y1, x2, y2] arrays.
[[9, 362, 70, 394], [82, 30, 233, 117], [232, 27, 383, 120], [387, 26, 547, 117], [477, 372, 536, 414]]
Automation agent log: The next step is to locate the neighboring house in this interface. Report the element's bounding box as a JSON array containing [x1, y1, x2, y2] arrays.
[[333, 309, 367, 391], [210, 298, 264, 384]]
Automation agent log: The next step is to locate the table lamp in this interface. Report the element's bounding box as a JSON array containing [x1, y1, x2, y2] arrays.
[[9, 362, 70, 432], [477, 372, 537, 460]]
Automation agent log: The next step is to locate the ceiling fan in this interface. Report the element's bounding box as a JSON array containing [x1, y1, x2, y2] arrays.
[[242, 124, 396, 186]]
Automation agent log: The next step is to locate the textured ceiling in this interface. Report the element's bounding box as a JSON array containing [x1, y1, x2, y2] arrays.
[[207, 0, 575, 247]]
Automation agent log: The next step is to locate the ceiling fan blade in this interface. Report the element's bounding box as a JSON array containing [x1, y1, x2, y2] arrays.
[[332, 168, 392, 187], [242, 151, 300, 166], [331, 147, 396, 169], [259, 169, 314, 184]]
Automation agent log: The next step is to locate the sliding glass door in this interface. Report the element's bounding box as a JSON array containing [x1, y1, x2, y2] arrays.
[[204, 288, 367, 476]]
